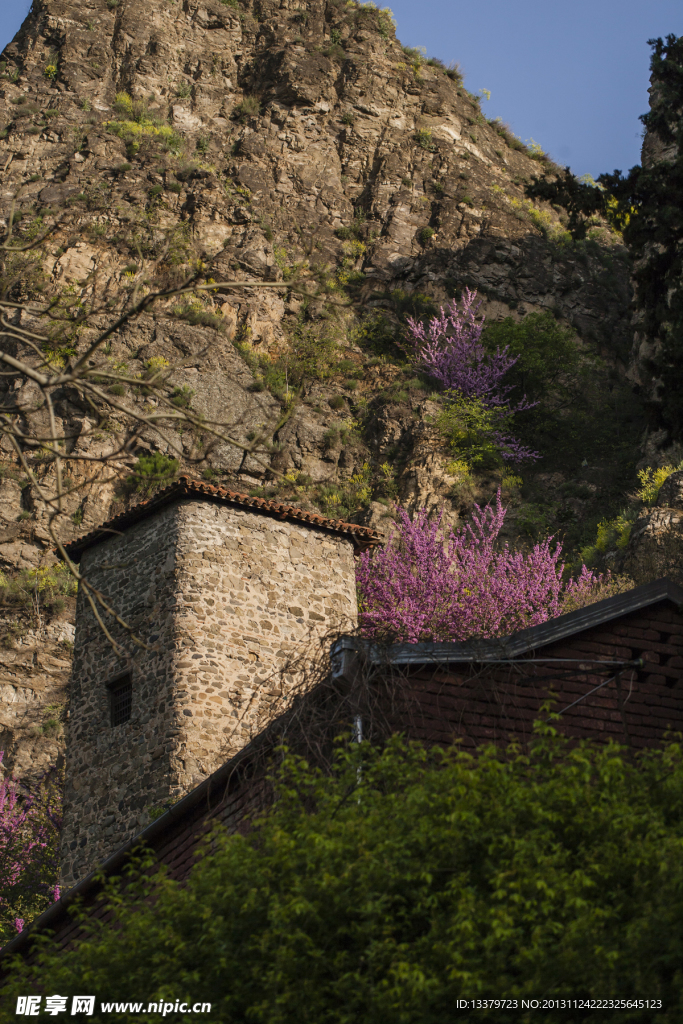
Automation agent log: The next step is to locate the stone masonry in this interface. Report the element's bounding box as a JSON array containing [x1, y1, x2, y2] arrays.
[[59, 478, 378, 887]]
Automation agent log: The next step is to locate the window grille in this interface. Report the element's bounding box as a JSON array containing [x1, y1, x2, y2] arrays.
[[109, 674, 132, 726]]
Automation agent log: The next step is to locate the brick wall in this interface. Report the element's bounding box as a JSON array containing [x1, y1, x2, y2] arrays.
[[393, 600, 683, 751], [60, 497, 357, 888]]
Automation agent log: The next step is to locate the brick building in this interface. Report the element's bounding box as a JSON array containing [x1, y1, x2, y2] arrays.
[[57, 477, 379, 888], [2, 548, 683, 966]]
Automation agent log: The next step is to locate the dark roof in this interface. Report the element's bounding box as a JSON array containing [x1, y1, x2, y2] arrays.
[[63, 476, 382, 561], [332, 578, 683, 666]]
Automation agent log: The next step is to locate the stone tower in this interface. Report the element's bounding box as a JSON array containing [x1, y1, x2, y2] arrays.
[[59, 477, 378, 887]]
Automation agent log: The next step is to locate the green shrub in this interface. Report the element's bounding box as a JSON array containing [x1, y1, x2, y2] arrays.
[[233, 95, 260, 120], [14, 731, 683, 1013], [435, 394, 513, 468], [0, 563, 78, 609], [595, 511, 637, 552], [335, 217, 365, 241], [171, 302, 224, 332], [636, 464, 683, 506], [125, 452, 179, 496], [322, 426, 340, 449], [171, 385, 195, 408], [414, 128, 435, 151], [316, 462, 371, 518], [329, 395, 345, 410], [238, 319, 340, 397], [418, 226, 435, 245], [482, 312, 579, 402]]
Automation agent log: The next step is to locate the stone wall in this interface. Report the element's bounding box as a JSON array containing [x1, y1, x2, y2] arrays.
[[60, 496, 357, 887]]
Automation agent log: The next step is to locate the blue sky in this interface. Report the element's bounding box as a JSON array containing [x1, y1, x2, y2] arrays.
[[1, 0, 682, 178]]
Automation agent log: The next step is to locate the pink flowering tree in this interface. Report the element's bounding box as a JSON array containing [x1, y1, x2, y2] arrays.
[[405, 288, 538, 463], [356, 494, 599, 643], [0, 756, 62, 943]]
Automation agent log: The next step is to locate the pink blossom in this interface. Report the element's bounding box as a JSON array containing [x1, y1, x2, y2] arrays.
[[0, 752, 62, 938], [356, 492, 599, 643], [405, 288, 539, 463]]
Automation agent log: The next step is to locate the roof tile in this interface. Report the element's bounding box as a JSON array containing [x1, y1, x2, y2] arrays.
[[63, 476, 382, 560]]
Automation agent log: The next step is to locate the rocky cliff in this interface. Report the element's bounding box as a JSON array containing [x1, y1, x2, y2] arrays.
[[0, 0, 645, 775]]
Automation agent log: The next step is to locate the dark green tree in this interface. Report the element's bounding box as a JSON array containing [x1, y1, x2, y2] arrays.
[[4, 728, 683, 1022], [527, 35, 683, 438]]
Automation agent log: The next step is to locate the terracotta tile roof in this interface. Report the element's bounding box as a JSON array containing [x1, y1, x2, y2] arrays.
[[63, 476, 382, 561]]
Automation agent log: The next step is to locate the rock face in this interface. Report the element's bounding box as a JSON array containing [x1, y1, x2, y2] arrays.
[[622, 472, 683, 584], [0, 616, 74, 777], [0, 0, 635, 775]]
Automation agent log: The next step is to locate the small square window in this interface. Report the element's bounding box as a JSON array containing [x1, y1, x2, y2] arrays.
[[108, 674, 132, 726]]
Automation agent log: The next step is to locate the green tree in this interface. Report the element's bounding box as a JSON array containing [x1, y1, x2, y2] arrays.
[[4, 729, 683, 1022], [125, 452, 179, 496], [482, 311, 579, 401], [526, 35, 683, 439]]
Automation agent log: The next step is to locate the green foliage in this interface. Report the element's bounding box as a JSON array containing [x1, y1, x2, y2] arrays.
[[233, 95, 260, 120], [238, 319, 340, 398], [125, 452, 179, 496], [597, 37, 683, 436], [418, 225, 435, 245], [10, 731, 683, 1018], [636, 463, 683, 506], [481, 312, 646, 484], [335, 216, 365, 241], [525, 167, 611, 241], [483, 311, 579, 400], [435, 393, 511, 468], [170, 385, 195, 409], [316, 461, 371, 517], [594, 510, 637, 552], [353, 291, 438, 363], [413, 128, 436, 151], [143, 356, 170, 379], [171, 301, 224, 332], [377, 7, 395, 38], [0, 564, 77, 611], [106, 92, 182, 152]]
